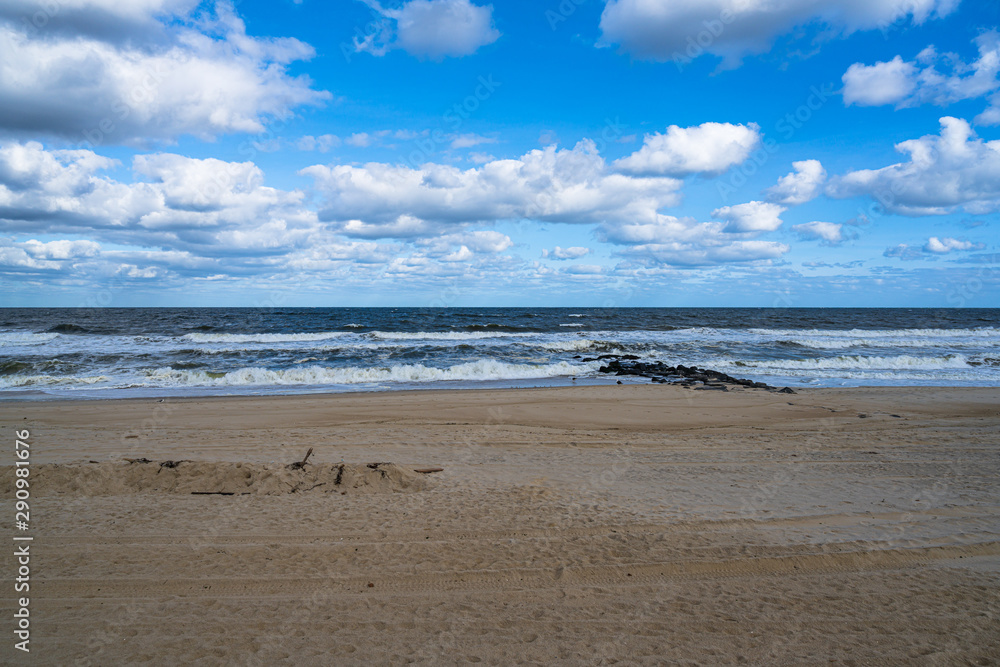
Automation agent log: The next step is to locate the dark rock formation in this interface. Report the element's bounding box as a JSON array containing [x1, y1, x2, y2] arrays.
[[594, 356, 795, 393]]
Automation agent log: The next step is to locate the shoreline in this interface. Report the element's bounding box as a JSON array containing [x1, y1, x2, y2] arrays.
[[4, 376, 1000, 403]]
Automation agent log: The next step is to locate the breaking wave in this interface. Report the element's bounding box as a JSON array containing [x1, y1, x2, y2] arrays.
[[366, 331, 534, 341], [730, 354, 971, 371], [146, 359, 590, 386], [0, 332, 59, 346], [182, 332, 349, 344]]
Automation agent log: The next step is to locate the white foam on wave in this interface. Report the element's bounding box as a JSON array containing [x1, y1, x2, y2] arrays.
[[342, 323, 365, 328], [0, 332, 59, 346], [367, 331, 534, 341], [729, 354, 971, 371], [182, 332, 349, 344], [536, 339, 628, 354], [559, 323, 585, 327], [145, 359, 590, 387], [0, 374, 109, 388], [539, 339, 598, 352], [786, 337, 993, 350], [750, 327, 1000, 339]]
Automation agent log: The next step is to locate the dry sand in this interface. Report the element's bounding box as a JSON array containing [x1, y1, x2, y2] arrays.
[[2, 385, 999, 665]]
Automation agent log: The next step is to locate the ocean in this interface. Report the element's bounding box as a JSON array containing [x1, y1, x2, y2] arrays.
[[1, 308, 998, 398]]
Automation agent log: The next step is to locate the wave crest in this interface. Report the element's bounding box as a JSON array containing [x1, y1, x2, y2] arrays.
[[146, 360, 588, 386], [182, 332, 348, 344]]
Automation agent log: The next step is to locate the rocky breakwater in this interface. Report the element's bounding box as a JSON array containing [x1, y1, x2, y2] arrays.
[[581, 355, 796, 393]]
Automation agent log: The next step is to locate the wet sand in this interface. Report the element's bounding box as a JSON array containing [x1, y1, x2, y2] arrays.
[[2, 385, 999, 664]]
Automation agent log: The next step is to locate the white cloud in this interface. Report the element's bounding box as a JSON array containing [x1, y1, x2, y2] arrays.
[[543, 246, 590, 260], [345, 133, 373, 147], [566, 264, 603, 275], [712, 201, 785, 233], [884, 237, 984, 259], [843, 56, 919, 106], [0, 141, 317, 257], [417, 230, 512, 255], [883, 244, 923, 260], [613, 122, 760, 177], [826, 116, 1000, 215], [297, 135, 341, 152], [0, 0, 198, 44], [22, 239, 101, 259], [597, 0, 958, 66], [0, 2, 329, 144], [450, 133, 497, 149], [450, 230, 511, 253], [442, 245, 473, 262], [302, 140, 685, 237], [613, 240, 789, 267], [923, 236, 979, 253], [841, 32, 1000, 123], [467, 152, 494, 164], [355, 0, 500, 60], [793, 221, 842, 243], [598, 213, 789, 266], [766, 159, 827, 205]]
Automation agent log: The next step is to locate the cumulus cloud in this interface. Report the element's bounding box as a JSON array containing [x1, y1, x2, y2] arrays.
[[598, 213, 788, 266], [354, 0, 500, 60], [883, 244, 922, 260], [450, 133, 497, 149], [345, 133, 373, 148], [597, 0, 958, 66], [884, 237, 984, 260], [793, 221, 842, 244], [0, 2, 329, 144], [766, 159, 827, 205], [613, 122, 760, 177], [22, 239, 101, 259], [826, 117, 1000, 215], [415, 230, 512, 256], [0, 0, 197, 44], [297, 135, 341, 152], [299, 127, 787, 266], [712, 201, 785, 233], [0, 140, 317, 257], [923, 236, 982, 253], [543, 246, 590, 260], [613, 240, 790, 267], [842, 56, 919, 106], [842, 32, 1000, 124], [301, 139, 685, 237]]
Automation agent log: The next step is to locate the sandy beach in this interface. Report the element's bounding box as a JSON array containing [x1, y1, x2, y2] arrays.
[[2, 385, 999, 665]]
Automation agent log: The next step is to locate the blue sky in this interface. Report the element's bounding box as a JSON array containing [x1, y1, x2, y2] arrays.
[[0, 0, 998, 307]]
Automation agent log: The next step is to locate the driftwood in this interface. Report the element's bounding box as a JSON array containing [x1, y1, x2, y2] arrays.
[[287, 448, 314, 470], [124, 457, 153, 464], [414, 467, 444, 474], [157, 459, 191, 474]]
